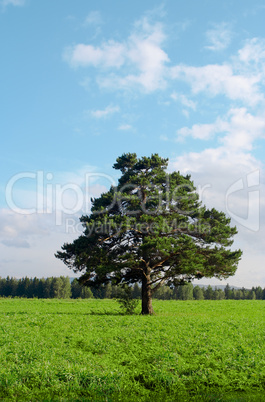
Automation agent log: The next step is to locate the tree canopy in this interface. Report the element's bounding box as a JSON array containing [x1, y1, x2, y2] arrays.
[[55, 153, 242, 314]]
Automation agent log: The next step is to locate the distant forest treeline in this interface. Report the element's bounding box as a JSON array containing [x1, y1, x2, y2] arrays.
[[0, 276, 264, 300]]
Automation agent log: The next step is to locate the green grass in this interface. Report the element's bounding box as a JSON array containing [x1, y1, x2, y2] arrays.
[[1, 299, 265, 401]]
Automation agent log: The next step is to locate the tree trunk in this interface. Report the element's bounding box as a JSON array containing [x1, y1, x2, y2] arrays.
[[141, 269, 154, 315]]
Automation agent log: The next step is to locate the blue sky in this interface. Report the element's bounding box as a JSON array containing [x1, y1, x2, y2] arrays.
[[1, 0, 265, 287]]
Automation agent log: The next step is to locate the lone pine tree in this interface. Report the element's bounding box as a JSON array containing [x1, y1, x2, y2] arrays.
[[55, 153, 242, 314]]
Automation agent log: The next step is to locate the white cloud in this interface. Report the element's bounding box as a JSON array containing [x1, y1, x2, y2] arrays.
[[170, 110, 265, 275], [160, 134, 169, 141], [2, 238, 30, 248], [169, 147, 264, 248], [123, 20, 169, 91], [0, 160, 121, 278], [170, 63, 263, 106], [64, 12, 265, 104], [170, 146, 260, 187], [118, 124, 132, 131], [64, 41, 125, 68], [238, 38, 265, 65], [0, 164, 116, 275], [64, 13, 265, 108], [84, 11, 102, 26], [1, 0, 25, 6], [89, 105, 120, 118], [220, 108, 265, 151], [177, 108, 265, 148], [172, 104, 265, 280], [170, 37, 265, 106], [0, 209, 50, 249], [64, 18, 169, 92], [171, 93, 196, 110], [177, 123, 217, 141], [205, 22, 233, 51], [0, 231, 78, 278]]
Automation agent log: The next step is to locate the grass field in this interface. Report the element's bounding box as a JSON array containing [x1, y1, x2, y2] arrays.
[[1, 298, 265, 401]]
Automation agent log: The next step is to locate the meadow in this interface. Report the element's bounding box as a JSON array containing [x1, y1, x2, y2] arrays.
[[0, 299, 265, 401]]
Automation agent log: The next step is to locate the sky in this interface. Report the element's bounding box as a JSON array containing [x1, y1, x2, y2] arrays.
[[0, 0, 265, 288]]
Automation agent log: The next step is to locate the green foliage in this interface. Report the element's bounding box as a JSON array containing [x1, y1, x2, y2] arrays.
[[71, 278, 93, 299], [173, 283, 194, 300], [1, 276, 265, 301], [132, 283, 141, 299], [56, 153, 242, 314], [1, 298, 265, 400], [205, 285, 215, 300], [116, 286, 140, 315], [193, 285, 204, 300], [153, 285, 174, 300], [0, 277, 92, 299]]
